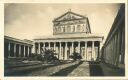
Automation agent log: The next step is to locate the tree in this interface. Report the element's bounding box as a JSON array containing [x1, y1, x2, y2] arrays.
[[31, 53, 43, 61], [70, 51, 82, 61], [42, 49, 59, 63]]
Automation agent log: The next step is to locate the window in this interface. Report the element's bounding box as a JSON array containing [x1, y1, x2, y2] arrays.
[[77, 25, 81, 32], [81, 25, 85, 32], [62, 27, 65, 32], [67, 25, 71, 32], [72, 26, 75, 32], [58, 27, 61, 33]]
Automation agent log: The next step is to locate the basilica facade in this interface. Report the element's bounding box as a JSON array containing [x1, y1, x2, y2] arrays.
[[34, 11, 103, 61]]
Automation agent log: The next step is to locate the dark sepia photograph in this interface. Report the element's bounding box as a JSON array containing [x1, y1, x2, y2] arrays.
[[4, 3, 125, 76]]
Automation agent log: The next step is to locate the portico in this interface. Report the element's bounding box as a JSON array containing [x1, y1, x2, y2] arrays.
[[4, 36, 33, 58], [34, 34, 102, 61]]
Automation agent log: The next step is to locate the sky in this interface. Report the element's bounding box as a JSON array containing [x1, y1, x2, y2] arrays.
[[4, 3, 121, 43]]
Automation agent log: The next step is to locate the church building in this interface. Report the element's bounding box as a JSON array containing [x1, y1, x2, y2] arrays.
[[34, 11, 103, 61]]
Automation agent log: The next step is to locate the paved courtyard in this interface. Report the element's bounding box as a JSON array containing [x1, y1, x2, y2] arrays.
[[5, 60, 124, 76]]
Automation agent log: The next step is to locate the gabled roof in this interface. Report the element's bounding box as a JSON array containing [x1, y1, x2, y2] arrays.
[[53, 11, 87, 22]]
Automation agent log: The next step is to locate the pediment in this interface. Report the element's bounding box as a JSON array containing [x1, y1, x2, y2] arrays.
[[54, 11, 86, 22]]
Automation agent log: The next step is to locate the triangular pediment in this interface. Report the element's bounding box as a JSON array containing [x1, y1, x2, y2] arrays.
[[54, 11, 86, 22]]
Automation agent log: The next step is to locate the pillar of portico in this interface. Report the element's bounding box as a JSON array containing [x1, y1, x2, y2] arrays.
[[54, 42, 56, 53], [8, 42, 11, 57], [113, 37, 116, 65], [112, 37, 115, 65], [38, 43, 40, 54], [30, 47, 32, 57], [54, 42, 58, 57], [49, 42, 51, 49], [110, 41, 112, 64], [84, 42, 87, 61], [43, 42, 45, 52], [116, 31, 121, 65], [69, 43, 71, 56], [78, 41, 80, 54], [19, 44, 21, 57], [24, 45, 26, 57], [54, 42, 56, 51], [28, 46, 30, 57], [71, 42, 74, 54], [59, 42, 62, 60], [57, 43, 59, 58], [33, 43, 35, 54], [112, 36, 115, 65], [114, 34, 117, 65], [14, 43, 16, 57], [92, 41, 95, 61], [65, 42, 68, 60], [97, 42, 100, 60]]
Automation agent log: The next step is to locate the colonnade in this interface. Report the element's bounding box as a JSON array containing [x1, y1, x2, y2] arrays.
[[5, 42, 32, 58], [35, 41, 100, 61], [102, 26, 125, 66], [101, 4, 125, 67]]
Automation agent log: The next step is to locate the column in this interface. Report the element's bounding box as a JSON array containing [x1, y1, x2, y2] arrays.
[[114, 35, 117, 65], [65, 42, 68, 60], [30, 47, 32, 57], [24, 45, 26, 57], [92, 41, 95, 61], [48, 42, 50, 49], [97, 42, 100, 60], [117, 31, 121, 65], [33, 43, 36, 54], [84, 42, 87, 60], [112, 36, 115, 65], [71, 42, 74, 54], [57, 42, 59, 58], [112, 36, 116, 65], [8, 42, 11, 57], [19, 44, 21, 57], [110, 41, 112, 64], [38, 43, 40, 54], [43, 42, 45, 52], [59, 42, 62, 60], [54, 42, 57, 57], [54, 42, 56, 51], [69, 43, 71, 57], [78, 41, 80, 53], [28, 46, 29, 57], [14, 43, 16, 57]]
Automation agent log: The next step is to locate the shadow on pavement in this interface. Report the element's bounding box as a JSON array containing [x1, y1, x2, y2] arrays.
[[51, 61, 83, 76], [4, 62, 69, 76], [89, 61, 104, 76]]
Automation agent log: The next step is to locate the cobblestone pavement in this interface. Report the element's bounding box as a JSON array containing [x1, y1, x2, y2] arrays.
[[27, 61, 80, 76], [68, 62, 90, 76]]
